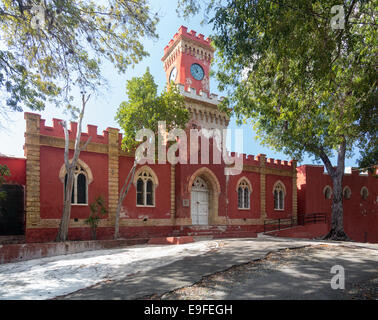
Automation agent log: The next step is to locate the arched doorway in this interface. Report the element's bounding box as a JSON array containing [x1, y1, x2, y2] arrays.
[[191, 177, 209, 225], [188, 168, 221, 225]]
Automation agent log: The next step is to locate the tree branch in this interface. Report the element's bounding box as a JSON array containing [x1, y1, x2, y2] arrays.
[[61, 120, 70, 169], [318, 146, 336, 177]]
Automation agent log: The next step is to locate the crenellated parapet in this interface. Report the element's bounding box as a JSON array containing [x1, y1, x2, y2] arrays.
[[162, 26, 214, 71], [225, 152, 296, 172], [164, 26, 212, 54], [178, 84, 225, 105], [178, 84, 229, 130], [301, 164, 376, 177], [37, 115, 123, 146]]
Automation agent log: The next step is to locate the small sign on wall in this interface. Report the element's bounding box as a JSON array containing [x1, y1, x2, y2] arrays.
[[183, 199, 190, 207]]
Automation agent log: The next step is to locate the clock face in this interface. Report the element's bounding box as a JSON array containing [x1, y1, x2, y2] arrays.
[[190, 63, 204, 81], [169, 67, 177, 83]]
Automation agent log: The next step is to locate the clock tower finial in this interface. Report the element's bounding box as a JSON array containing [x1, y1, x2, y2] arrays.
[[161, 26, 214, 94]]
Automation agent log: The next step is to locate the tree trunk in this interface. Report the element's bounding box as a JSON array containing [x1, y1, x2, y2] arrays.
[[56, 94, 91, 242], [114, 161, 137, 239], [320, 139, 350, 241], [325, 173, 350, 241], [56, 167, 74, 242]]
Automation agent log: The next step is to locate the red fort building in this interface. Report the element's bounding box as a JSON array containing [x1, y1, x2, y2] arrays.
[[0, 26, 377, 244]]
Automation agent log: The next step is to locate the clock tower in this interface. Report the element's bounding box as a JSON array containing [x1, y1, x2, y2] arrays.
[[162, 26, 229, 130]]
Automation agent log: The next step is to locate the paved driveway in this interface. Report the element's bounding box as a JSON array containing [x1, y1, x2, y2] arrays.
[[57, 236, 378, 300]]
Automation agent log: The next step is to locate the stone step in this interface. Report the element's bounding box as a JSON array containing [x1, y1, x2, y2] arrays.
[[193, 235, 213, 241], [175, 229, 258, 239], [214, 231, 257, 239], [148, 236, 194, 245]]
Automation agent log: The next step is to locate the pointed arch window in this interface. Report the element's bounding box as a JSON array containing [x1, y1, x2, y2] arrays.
[[64, 163, 89, 205], [237, 179, 251, 209], [135, 168, 157, 207], [273, 181, 286, 210]]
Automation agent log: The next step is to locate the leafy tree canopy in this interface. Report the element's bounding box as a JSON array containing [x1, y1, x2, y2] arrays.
[[0, 0, 158, 118], [178, 0, 377, 171], [115, 68, 190, 152]]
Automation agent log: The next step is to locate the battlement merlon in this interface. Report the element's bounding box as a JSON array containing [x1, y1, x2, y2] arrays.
[[178, 84, 226, 107], [224, 152, 295, 170], [162, 25, 214, 61], [297, 164, 374, 177], [24, 112, 124, 146]]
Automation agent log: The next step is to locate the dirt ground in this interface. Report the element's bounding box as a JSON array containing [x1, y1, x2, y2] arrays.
[[141, 245, 378, 300]]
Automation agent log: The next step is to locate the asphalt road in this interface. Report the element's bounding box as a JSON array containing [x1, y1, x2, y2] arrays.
[[56, 236, 378, 300]]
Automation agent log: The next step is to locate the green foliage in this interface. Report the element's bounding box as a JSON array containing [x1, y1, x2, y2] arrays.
[[356, 90, 378, 172], [181, 0, 377, 166], [115, 68, 190, 152], [0, 164, 10, 200], [85, 195, 107, 237], [176, 0, 218, 23], [357, 137, 378, 174], [0, 0, 158, 119]]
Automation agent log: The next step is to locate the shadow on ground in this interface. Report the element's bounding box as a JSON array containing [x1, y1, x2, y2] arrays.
[[56, 239, 378, 300]]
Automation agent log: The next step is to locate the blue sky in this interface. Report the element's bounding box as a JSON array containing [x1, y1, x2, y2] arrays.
[[0, 0, 361, 168]]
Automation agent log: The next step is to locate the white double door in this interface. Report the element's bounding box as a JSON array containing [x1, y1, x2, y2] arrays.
[[191, 177, 209, 225]]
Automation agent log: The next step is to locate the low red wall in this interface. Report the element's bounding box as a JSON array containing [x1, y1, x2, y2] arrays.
[[25, 226, 177, 243], [267, 223, 329, 239], [0, 238, 148, 264], [25, 224, 261, 243]]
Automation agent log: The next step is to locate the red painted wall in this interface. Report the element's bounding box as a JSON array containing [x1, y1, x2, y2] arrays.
[[118, 156, 172, 220], [23, 126, 299, 242], [19, 113, 377, 245], [265, 174, 293, 219], [297, 165, 378, 243], [39, 146, 109, 220], [227, 171, 261, 220], [0, 156, 26, 185]]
